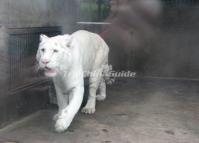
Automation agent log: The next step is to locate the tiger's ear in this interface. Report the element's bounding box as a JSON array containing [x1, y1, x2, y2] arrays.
[[40, 34, 48, 42], [62, 34, 74, 48], [66, 36, 74, 48]]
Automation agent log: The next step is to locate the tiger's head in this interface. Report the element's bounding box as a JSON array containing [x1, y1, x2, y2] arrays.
[[36, 34, 73, 77]]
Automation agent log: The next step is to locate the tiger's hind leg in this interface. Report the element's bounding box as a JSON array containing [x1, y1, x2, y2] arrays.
[[96, 78, 106, 101]]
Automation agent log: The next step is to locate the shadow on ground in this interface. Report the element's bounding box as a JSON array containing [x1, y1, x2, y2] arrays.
[[0, 78, 199, 143]]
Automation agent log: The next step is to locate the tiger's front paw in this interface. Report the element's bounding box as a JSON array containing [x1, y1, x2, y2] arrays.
[[53, 113, 59, 121], [81, 99, 96, 114], [54, 109, 72, 132], [55, 118, 71, 133], [81, 105, 95, 114]]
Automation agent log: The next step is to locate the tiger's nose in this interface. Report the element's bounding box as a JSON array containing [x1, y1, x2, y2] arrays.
[[42, 59, 50, 65]]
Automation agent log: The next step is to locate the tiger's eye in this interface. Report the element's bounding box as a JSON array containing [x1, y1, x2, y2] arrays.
[[41, 48, 45, 52], [53, 49, 58, 53]]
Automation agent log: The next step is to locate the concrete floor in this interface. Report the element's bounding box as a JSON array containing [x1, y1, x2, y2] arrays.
[[0, 78, 199, 143]]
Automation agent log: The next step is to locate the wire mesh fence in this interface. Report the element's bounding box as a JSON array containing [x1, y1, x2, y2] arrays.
[[162, 0, 199, 5]]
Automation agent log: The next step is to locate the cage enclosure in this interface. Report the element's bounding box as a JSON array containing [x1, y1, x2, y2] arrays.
[[0, 0, 199, 143]]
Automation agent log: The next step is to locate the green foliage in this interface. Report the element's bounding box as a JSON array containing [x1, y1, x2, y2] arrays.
[[79, 0, 110, 21]]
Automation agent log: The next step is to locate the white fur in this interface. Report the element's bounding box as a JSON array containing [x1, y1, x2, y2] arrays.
[[36, 30, 109, 132]]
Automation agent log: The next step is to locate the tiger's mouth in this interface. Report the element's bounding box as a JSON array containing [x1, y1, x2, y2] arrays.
[[44, 67, 57, 77]]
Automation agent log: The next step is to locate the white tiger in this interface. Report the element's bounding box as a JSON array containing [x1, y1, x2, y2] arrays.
[[36, 30, 109, 132]]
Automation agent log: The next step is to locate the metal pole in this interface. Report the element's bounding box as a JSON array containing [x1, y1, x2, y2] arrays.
[[98, 0, 102, 21]]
